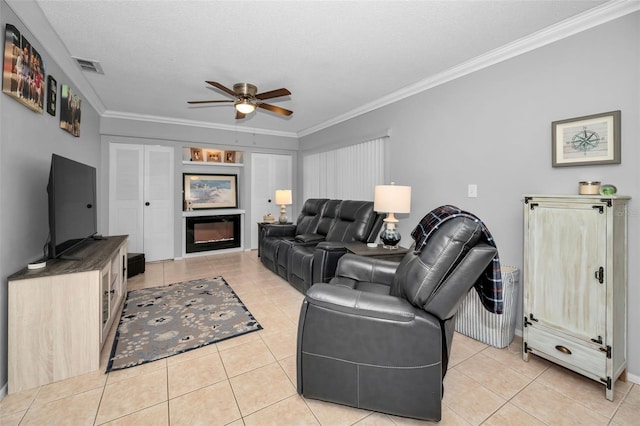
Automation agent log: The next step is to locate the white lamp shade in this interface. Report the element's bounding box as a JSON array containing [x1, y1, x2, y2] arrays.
[[374, 184, 411, 213], [275, 189, 292, 205]]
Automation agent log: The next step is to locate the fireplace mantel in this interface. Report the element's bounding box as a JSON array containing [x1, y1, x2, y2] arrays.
[[182, 208, 246, 218]]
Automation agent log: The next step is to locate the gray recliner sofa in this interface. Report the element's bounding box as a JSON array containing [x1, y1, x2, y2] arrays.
[[260, 198, 329, 275], [260, 198, 383, 293], [296, 216, 498, 421]]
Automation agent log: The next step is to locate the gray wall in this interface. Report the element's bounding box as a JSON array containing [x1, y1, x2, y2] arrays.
[[300, 12, 640, 379], [0, 2, 103, 394]]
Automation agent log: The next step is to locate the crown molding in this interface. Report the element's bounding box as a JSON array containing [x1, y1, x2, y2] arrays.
[[298, 0, 640, 137], [9, 0, 638, 140], [101, 111, 299, 139]]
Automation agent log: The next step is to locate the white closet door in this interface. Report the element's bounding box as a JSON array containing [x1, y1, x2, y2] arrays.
[[250, 153, 292, 249], [109, 144, 174, 261], [143, 146, 174, 262], [109, 144, 144, 253]]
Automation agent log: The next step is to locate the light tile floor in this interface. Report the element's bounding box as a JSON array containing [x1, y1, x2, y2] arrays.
[[1, 250, 638, 425]]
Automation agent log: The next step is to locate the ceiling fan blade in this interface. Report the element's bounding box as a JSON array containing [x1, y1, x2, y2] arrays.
[[206, 81, 237, 98], [235, 111, 246, 120], [187, 100, 234, 104], [255, 88, 291, 100], [258, 103, 293, 116]]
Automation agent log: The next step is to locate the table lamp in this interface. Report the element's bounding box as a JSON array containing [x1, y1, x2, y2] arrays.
[[275, 189, 292, 223], [374, 182, 411, 249]]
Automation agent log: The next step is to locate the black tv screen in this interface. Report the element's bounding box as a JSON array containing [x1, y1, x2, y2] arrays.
[[47, 154, 97, 258]]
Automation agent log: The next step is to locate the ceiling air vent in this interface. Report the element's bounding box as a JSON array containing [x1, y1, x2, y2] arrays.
[[72, 57, 104, 75]]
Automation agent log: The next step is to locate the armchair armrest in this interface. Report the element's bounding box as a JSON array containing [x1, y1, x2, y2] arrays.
[[315, 241, 347, 251], [294, 233, 326, 245], [262, 224, 297, 238], [306, 283, 415, 322], [334, 253, 399, 286], [312, 241, 349, 283]]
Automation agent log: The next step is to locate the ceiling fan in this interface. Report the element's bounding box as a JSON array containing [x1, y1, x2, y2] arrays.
[[188, 81, 293, 119]]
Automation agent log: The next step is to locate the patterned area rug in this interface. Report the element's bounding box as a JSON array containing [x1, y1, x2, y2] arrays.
[[106, 276, 261, 372]]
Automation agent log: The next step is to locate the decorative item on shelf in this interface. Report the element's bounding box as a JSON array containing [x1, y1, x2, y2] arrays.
[[275, 189, 292, 224], [263, 213, 275, 223], [224, 151, 236, 163], [205, 150, 222, 162], [579, 181, 601, 195], [190, 147, 203, 161], [374, 182, 412, 249], [184, 199, 193, 211], [600, 184, 617, 196]]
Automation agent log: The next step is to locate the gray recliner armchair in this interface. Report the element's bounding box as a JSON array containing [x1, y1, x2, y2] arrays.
[[296, 216, 498, 421]]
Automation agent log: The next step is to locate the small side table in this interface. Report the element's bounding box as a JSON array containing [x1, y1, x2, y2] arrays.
[[345, 243, 409, 262], [257, 222, 293, 257]]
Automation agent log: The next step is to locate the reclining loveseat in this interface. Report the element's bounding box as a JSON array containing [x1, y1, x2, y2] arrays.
[[260, 198, 383, 293]]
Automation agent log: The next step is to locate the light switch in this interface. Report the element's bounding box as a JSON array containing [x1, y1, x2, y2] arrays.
[[468, 184, 478, 198]]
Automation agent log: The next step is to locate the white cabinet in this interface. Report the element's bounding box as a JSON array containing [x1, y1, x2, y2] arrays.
[[250, 153, 293, 249], [8, 236, 128, 393], [109, 144, 174, 261], [522, 195, 630, 400]]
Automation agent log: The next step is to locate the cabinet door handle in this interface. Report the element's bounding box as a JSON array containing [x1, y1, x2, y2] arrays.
[[555, 345, 572, 355], [595, 267, 604, 284]]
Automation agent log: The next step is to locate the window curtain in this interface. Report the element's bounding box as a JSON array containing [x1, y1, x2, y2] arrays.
[[303, 137, 386, 201]]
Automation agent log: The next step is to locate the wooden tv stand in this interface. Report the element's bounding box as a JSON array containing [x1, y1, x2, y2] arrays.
[[7, 235, 128, 393]]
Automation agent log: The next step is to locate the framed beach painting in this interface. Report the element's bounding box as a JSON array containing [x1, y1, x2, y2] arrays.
[[183, 173, 238, 210]]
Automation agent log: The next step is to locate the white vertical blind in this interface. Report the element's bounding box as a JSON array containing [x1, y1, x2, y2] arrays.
[[303, 137, 386, 201]]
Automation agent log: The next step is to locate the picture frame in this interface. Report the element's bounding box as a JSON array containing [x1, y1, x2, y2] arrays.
[[2, 23, 45, 114], [552, 110, 621, 167], [205, 149, 222, 163], [224, 150, 236, 163], [59, 84, 81, 137], [46, 75, 56, 116], [190, 147, 204, 161], [183, 173, 238, 210]]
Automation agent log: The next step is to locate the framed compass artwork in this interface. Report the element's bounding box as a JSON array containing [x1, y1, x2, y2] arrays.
[[552, 110, 621, 167]]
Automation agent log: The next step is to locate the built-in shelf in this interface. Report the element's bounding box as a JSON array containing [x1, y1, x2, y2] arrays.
[[181, 160, 244, 167], [182, 147, 244, 166]]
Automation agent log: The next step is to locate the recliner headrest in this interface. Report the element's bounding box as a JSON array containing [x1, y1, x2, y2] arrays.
[[391, 217, 482, 309]]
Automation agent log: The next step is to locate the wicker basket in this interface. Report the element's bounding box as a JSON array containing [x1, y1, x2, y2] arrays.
[[454, 265, 520, 348]]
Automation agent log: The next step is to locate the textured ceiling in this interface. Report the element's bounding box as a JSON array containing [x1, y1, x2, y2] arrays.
[[11, 1, 624, 136]]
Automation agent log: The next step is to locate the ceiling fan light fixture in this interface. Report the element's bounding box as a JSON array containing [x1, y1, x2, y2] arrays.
[[234, 99, 256, 114]]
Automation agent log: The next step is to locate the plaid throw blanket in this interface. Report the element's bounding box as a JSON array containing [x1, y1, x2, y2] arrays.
[[410, 205, 503, 314]]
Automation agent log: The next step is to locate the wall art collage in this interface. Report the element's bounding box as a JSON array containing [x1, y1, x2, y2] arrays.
[[2, 23, 81, 137]]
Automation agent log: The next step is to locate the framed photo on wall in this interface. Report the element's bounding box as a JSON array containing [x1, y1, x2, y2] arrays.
[[59, 84, 81, 137], [552, 110, 621, 167], [2, 23, 45, 114], [46, 75, 56, 116], [183, 173, 238, 209]]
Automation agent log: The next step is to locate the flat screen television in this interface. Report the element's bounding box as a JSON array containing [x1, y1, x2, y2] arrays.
[[47, 154, 98, 259]]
